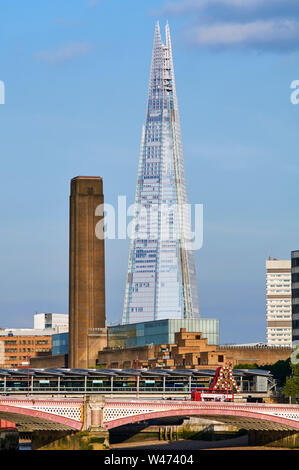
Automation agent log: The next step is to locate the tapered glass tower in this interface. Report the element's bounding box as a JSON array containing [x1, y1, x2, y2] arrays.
[[122, 22, 200, 324]]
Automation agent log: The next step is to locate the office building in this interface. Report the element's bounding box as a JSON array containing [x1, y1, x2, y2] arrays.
[[291, 250, 299, 346], [52, 332, 69, 356], [34, 313, 68, 332], [266, 258, 292, 347], [122, 22, 200, 324], [0, 331, 52, 368], [108, 318, 219, 349], [68, 176, 107, 369]]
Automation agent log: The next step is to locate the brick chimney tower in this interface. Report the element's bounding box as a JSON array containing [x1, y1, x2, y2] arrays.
[[69, 176, 107, 369]]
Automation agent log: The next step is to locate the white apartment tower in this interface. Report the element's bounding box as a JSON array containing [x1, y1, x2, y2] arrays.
[[266, 258, 292, 347]]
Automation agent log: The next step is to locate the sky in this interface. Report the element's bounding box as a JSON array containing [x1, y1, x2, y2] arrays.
[[0, 0, 298, 344]]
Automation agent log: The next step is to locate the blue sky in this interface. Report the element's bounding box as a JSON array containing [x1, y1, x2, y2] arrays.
[[0, 0, 298, 343]]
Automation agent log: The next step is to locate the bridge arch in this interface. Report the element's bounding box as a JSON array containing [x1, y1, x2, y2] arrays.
[[0, 404, 82, 431], [104, 405, 299, 431]]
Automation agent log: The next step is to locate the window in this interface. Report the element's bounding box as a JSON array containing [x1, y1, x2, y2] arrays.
[[218, 355, 224, 362]]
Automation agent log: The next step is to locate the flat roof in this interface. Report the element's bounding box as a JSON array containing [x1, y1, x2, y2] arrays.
[[0, 368, 273, 379]]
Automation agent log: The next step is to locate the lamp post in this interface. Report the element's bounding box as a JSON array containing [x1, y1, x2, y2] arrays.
[[19, 355, 30, 396]]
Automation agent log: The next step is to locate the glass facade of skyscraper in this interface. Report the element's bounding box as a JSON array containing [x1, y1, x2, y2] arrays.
[[122, 23, 200, 324], [108, 319, 219, 349]]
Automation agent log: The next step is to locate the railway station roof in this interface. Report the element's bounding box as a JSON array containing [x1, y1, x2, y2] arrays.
[[0, 368, 273, 379]]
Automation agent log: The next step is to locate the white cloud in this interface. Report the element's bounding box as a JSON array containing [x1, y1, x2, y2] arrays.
[[34, 42, 92, 65], [156, 0, 299, 51], [87, 0, 100, 7], [160, 0, 299, 16], [187, 19, 299, 49]]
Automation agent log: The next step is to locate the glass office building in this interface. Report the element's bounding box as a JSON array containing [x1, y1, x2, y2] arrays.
[[123, 22, 200, 324], [108, 319, 219, 349], [52, 333, 69, 356]]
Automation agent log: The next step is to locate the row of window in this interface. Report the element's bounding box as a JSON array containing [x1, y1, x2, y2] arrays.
[[268, 327, 291, 331], [267, 317, 291, 320], [3, 339, 49, 345], [4, 347, 50, 353]]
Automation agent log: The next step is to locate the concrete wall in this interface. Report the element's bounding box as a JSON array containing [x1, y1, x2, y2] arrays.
[[218, 345, 291, 366], [248, 430, 299, 448], [30, 353, 68, 368]]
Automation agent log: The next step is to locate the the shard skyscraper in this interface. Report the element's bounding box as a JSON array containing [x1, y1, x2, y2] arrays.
[[122, 22, 200, 324]]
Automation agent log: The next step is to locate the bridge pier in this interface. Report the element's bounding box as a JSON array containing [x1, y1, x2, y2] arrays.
[[248, 430, 299, 449], [32, 396, 109, 450], [0, 429, 19, 451], [31, 429, 109, 450], [159, 426, 177, 441]]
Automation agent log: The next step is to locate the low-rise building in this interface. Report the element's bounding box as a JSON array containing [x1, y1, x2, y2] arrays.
[[108, 318, 219, 348], [97, 328, 292, 370], [0, 312, 69, 369], [0, 331, 52, 368]]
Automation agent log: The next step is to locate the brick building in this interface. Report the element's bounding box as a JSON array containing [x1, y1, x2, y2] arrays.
[[97, 328, 291, 369], [30, 353, 67, 369], [0, 334, 52, 368]]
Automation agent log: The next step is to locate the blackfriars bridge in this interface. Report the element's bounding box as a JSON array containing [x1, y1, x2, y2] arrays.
[[1, 395, 299, 449]]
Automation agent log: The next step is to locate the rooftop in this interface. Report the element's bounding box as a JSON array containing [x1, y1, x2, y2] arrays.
[[0, 368, 273, 379]]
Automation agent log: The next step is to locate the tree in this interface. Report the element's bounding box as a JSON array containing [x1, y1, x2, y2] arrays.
[[283, 375, 299, 403], [259, 359, 292, 387], [283, 348, 299, 403], [233, 363, 259, 370]]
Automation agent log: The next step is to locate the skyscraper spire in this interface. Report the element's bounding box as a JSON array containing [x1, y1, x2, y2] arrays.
[[154, 20, 161, 41], [122, 23, 200, 324]]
